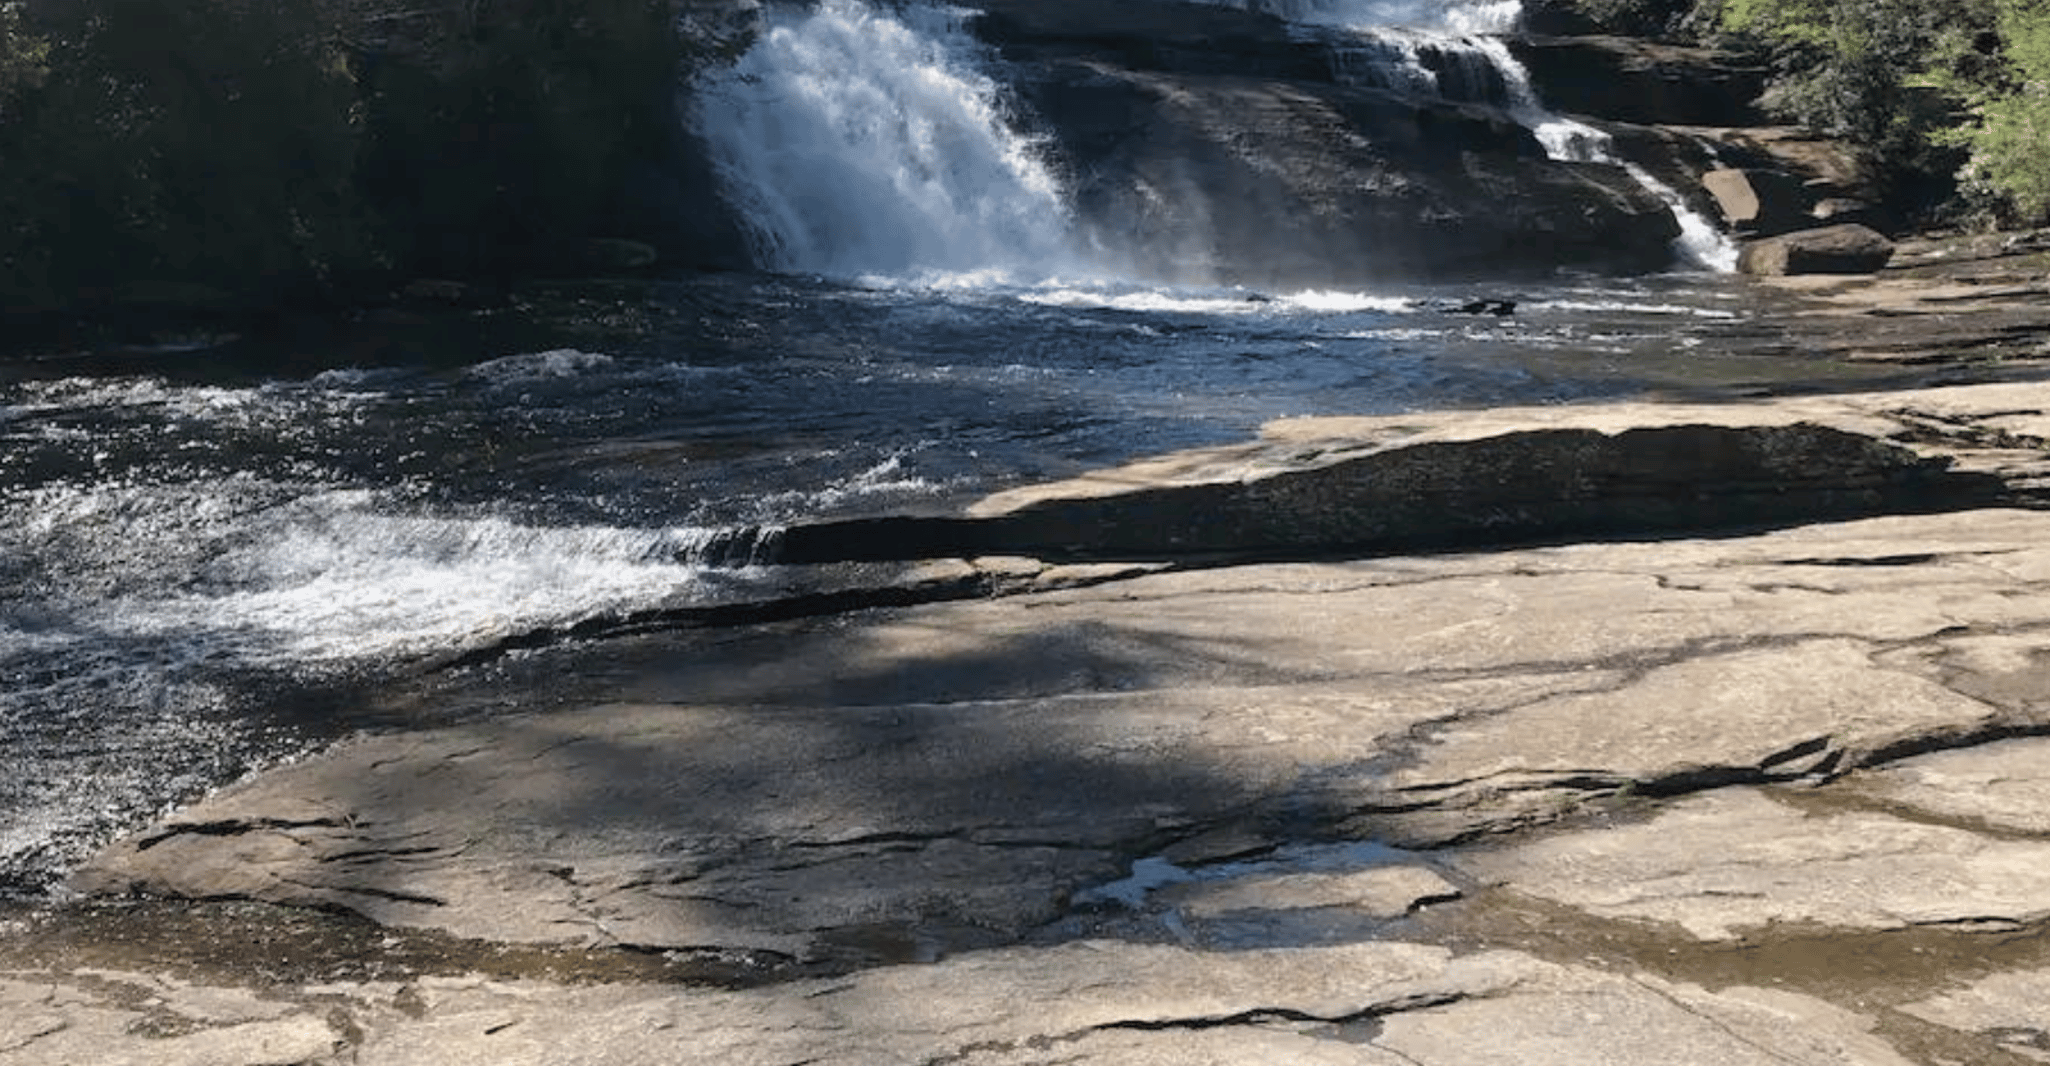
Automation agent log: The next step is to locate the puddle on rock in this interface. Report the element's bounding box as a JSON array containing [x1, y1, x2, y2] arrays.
[[0, 898, 802, 990], [1046, 840, 1455, 950], [1400, 884, 2050, 1007]]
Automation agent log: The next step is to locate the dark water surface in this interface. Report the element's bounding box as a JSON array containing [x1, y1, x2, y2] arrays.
[[0, 269, 1912, 892]]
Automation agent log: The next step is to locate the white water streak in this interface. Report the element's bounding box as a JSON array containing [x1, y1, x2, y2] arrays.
[[1248, 1, 1739, 272], [1209, 0, 1523, 34]]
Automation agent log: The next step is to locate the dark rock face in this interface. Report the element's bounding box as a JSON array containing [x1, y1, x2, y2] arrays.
[[969, 0, 1332, 81], [1739, 223, 1897, 276], [979, 424, 1977, 557], [967, 0, 1681, 283], [758, 420, 2000, 567], [1508, 35, 1768, 128], [1702, 167, 1816, 237]]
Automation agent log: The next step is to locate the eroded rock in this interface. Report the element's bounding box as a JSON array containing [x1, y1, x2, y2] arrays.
[[0, 970, 337, 1066], [964, 0, 1683, 283], [1702, 167, 1815, 236]]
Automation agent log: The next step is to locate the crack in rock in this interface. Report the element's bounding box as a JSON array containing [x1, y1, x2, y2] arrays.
[[134, 817, 346, 851], [921, 994, 1471, 1066]]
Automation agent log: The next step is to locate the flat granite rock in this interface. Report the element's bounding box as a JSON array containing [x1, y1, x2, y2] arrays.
[[1159, 864, 1460, 920], [1452, 787, 2050, 940], [75, 507, 2050, 954], [0, 941, 1929, 1065], [1839, 735, 2050, 834], [41, 380, 2050, 1065], [1900, 967, 2050, 1063], [0, 969, 337, 1066]]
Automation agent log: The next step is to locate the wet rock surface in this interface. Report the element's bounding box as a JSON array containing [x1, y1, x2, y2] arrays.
[[964, 0, 1684, 283]]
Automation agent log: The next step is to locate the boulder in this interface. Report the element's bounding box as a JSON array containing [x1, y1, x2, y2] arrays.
[[1701, 167, 1815, 236], [1702, 128, 1882, 209], [581, 237, 659, 272], [1811, 196, 1880, 226], [1738, 223, 1896, 276]]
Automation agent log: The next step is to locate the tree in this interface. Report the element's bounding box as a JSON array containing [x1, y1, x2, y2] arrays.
[[352, 0, 679, 279], [1710, 0, 1999, 221], [2, 0, 376, 311], [1934, 0, 2050, 223], [0, 2, 46, 114], [1, 0, 688, 320]]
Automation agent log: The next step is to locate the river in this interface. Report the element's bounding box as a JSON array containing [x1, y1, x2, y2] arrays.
[[0, 0, 1906, 894]]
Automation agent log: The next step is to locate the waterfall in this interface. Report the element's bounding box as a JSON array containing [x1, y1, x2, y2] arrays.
[[1481, 37, 1739, 271], [690, 0, 1080, 283], [1216, 0, 1523, 34], [1209, 0, 1739, 272]]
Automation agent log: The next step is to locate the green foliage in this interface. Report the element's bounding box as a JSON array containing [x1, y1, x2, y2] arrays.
[[357, 0, 679, 278], [1931, 0, 2050, 223], [0, 0, 686, 318], [0, 2, 47, 113], [1552, 0, 2050, 224], [1558, 0, 1711, 37], [1703, 0, 2009, 222], [1720, 0, 1953, 146], [1, 0, 377, 310]]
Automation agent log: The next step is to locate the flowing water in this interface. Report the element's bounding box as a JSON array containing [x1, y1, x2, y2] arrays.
[[1203, 0, 1738, 270], [0, 0, 1888, 895]]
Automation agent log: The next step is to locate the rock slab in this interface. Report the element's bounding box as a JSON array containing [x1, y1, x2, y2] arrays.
[[0, 941, 1934, 1066]]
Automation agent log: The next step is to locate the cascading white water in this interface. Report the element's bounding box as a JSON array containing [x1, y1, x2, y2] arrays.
[[1207, 0, 1739, 271], [1210, 0, 1523, 34], [1479, 36, 1739, 271], [690, 0, 1081, 283]]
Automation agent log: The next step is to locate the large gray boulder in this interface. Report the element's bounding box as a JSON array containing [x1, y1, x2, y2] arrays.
[[1739, 222, 1897, 275]]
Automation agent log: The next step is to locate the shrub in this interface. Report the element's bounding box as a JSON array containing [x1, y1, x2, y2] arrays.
[[0, 0, 685, 319], [0, 2, 45, 112], [1932, 0, 2050, 224], [352, 0, 679, 279], [1710, 0, 1994, 222], [1, 0, 375, 311]]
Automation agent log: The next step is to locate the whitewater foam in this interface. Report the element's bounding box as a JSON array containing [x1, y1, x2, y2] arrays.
[[693, 0, 1082, 282], [467, 349, 619, 384], [1204, 0, 1523, 35], [1019, 285, 1415, 316], [1289, 3, 1740, 273], [98, 502, 722, 667]]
